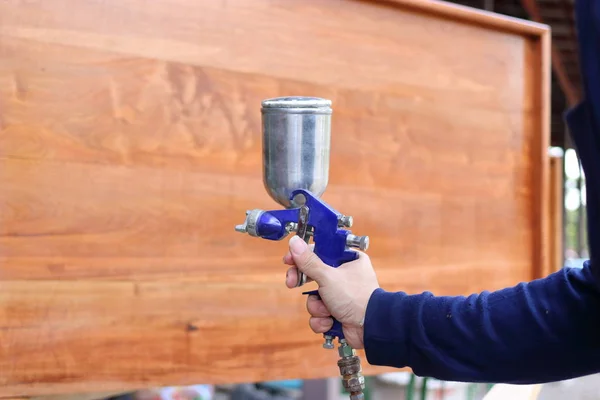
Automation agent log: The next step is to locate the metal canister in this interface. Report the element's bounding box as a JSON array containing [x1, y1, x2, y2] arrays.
[[261, 96, 332, 208]]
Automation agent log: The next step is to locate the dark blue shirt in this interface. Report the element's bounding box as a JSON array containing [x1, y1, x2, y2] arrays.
[[363, 0, 600, 384]]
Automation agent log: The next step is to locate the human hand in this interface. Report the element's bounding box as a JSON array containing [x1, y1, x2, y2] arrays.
[[283, 235, 380, 349]]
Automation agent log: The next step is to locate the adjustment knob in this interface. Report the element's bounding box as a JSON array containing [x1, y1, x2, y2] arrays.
[[338, 215, 353, 228], [346, 234, 369, 251]]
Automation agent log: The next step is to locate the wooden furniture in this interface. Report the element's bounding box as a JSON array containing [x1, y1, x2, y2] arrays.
[[548, 148, 565, 273], [0, 0, 551, 396]]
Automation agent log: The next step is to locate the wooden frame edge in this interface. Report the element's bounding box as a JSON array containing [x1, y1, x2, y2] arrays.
[[548, 149, 565, 274], [377, 0, 549, 36], [535, 28, 552, 280], [520, 0, 580, 106]]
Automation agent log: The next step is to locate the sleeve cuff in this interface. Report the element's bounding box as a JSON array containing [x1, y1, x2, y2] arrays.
[[363, 288, 411, 368]]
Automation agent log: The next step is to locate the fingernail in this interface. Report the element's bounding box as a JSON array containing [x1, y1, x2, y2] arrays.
[[289, 235, 307, 255]]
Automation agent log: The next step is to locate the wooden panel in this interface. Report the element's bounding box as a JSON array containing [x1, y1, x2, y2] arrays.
[[0, 0, 550, 396], [548, 150, 565, 274]]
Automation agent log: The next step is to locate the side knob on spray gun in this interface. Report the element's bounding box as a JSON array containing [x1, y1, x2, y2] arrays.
[[234, 96, 369, 400]]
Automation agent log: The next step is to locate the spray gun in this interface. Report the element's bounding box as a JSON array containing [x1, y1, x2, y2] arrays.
[[234, 96, 369, 400]]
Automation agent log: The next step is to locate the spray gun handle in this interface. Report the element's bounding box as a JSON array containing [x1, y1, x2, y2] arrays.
[[302, 290, 343, 348], [301, 241, 360, 346]]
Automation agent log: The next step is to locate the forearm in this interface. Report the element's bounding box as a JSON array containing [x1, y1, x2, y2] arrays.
[[363, 261, 600, 384]]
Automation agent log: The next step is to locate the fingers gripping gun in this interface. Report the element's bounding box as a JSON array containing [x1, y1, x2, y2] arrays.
[[234, 97, 369, 400]]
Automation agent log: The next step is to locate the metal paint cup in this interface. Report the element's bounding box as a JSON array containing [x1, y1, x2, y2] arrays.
[[261, 96, 332, 208]]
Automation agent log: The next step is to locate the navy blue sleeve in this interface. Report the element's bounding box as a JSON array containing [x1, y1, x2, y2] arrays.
[[363, 261, 600, 384]]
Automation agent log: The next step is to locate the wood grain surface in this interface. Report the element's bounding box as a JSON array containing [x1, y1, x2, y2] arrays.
[[0, 0, 550, 396]]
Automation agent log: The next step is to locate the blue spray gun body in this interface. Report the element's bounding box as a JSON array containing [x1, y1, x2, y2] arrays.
[[234, 97, 369, 400], [236, 188, 368, 343]]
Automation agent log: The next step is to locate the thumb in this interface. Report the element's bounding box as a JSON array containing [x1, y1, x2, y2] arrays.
[[289, 236, 331, 283]]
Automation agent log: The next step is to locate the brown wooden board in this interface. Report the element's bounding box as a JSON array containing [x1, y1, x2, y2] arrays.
[[0, 0, 551, 396]]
